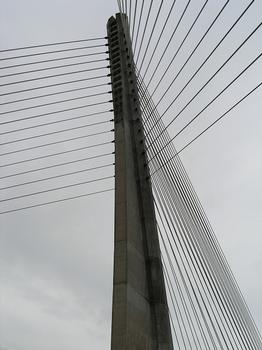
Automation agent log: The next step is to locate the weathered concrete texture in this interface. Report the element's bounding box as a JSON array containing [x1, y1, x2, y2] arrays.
[[108, 14, 173, 350]]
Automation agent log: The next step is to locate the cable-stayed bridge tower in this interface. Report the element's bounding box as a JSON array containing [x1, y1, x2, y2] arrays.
[[107, 14, 173, 350]]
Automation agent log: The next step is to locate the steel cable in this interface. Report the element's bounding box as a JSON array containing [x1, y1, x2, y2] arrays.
[[0, 65, 110, 88], [0, 129, 114, 157], [0, 74, 110, 97], [147, 52, 262, 160], [0, 100, 112, 126], [0, 51, 108, 71], [0, 44, 108, 61], [0, 140, 114, 168], [0, 188, 114, 215], [138, 75, 258, 348], [0, 163, 115, 191], [0, 119, 113, 146], [0, 36, 107, 53], [0, 152, 114, 180]]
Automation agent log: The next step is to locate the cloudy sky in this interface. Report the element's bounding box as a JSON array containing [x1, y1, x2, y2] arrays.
[[0, 1, 261, 349]]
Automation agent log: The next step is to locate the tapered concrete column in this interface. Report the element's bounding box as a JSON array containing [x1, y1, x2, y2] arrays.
[[107, 14, 174, 350]]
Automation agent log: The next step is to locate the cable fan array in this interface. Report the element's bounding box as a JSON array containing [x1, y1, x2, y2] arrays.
[[0, 37, 115, 215], [116, 0, 262, 349]]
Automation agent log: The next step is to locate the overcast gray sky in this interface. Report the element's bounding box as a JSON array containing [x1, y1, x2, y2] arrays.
[[0, 1, 261, 349]]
